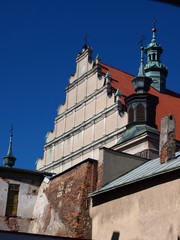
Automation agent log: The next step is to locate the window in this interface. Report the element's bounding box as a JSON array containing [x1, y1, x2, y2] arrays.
[[136, 104, 145, 122], [6, 184, 19, 217], [128, 106, 134, 124]]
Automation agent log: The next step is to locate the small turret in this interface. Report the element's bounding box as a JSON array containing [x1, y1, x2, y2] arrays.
[[125, 42, 158, 128], [3, 127, 16, 167]]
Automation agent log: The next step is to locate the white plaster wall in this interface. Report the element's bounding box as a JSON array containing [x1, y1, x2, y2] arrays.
[[67, 87, 77, 109], [75, 107, 84, 127], [62, 160, 72, 172], [122, 141, 149, 155], [65, 113, 74, 132], [117, 112, 127, 128], [18, 182, 39, 218], [77, 81, 86, 103], [87, 75, 97, 96], [95, 93, 106, 114], [0, 178, 40, 219], [64, 138, 72, 156], [94, 120, 104, 141], [85, 100, 95, 121], [84, 126, 92, 146], [73, 132, 82, 152], [56, 118, 65, 137], [106, 112, 117, 135], [46, 131, 55, 143], [0, 179, 8, 217]]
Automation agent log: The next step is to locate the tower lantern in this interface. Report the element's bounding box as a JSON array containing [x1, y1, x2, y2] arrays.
[[144, 25, 168, 93]]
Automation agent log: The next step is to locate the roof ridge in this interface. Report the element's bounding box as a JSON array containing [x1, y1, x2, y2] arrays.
[[166, 89, 180, 98]]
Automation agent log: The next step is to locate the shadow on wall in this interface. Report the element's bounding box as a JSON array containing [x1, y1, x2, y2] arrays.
[[111, 232, 120, 240], [111, 232, 180, 240]]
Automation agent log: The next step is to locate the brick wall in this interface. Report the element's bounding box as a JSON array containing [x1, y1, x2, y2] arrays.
[[38, 159, 98, 239]]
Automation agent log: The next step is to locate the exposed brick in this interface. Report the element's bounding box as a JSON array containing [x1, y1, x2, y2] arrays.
[[96, 163, 103, 190], [44, 159, 98, 239], [160, 131, 176, 163], [4, 217, 32, 232]]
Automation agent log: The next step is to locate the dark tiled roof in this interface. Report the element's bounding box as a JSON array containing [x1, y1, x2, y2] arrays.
[[0, 166, 53, 177]]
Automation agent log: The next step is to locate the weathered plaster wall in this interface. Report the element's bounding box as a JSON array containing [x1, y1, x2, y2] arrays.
[[30, 159, 97, 239], [0, 177, 40, 232], [90, 176, 180, 240], [0, 178, 8, 217]]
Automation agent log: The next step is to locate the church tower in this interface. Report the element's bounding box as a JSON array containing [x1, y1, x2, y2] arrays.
[[144, 26, 168, 93], [113, 43, 159, 159], [125, 44, 159, 129]]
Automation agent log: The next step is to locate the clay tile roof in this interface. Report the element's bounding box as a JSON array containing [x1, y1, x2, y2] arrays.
[[101, 63, 180, 140]]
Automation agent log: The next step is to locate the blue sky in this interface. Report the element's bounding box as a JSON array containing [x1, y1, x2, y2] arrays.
[[0, 0, 179, 170]]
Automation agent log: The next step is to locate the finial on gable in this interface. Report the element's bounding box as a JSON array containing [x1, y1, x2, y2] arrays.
[[104, 71, 112, 97], [82, 33, 89, 51], [95, 54, 101, 64], [115, 88, 124, 117], [105, 71, 111, 79]]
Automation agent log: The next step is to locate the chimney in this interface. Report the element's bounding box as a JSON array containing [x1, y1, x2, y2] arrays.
[[159, 114, 176, 164]]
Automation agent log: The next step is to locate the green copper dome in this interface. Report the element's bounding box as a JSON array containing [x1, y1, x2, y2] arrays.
[[144, 27, 168, 93]]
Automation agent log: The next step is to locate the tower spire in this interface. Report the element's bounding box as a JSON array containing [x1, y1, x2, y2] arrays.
[[138, 46, 145, 77], [3, 126, 16, 167], [132, 35, 152, 94], [151, 18, 157, 43], [7, 126, 13, 157], [138, 35, 146, 76]]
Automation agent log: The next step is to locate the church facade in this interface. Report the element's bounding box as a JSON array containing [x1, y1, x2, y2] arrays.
[[36, 27, 180, 175], [1, 26, 180, 239]]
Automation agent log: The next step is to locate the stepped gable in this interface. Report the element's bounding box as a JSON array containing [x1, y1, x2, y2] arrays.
[[100, 62, 180, 140]]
